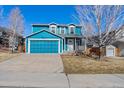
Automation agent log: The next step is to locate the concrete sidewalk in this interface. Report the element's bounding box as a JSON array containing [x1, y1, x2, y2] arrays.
[[0, 72, 124, 87], [0, 72, 69, 88], [68, 74, 124, 88]]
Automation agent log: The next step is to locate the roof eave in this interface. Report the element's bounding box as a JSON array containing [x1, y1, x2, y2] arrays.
[[26, 30, 64, 39]]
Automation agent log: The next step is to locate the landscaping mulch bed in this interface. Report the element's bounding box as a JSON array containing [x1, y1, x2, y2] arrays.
[[61, 55, 124, 74]]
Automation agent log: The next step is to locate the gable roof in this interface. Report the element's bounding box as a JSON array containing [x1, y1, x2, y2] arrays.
[[32, 23, 82, 27], [26, 30, 64, 39]]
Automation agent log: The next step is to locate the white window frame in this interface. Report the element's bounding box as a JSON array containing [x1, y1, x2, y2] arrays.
[[69, 25, 75, 34], [28, 38, 61, 54], [60, 27, 66, 34], [50, 25, 57, 34]]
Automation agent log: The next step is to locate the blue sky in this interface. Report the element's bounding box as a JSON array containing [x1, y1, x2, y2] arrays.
[[1, 5, 79, 36]]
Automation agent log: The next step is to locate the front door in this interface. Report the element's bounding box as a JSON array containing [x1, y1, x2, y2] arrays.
[[67, 39, 74, 51]]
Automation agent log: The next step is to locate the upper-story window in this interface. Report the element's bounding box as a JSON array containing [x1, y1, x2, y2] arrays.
[[60, 27, 65, 34], [69, 25, 75, 34], [50, 25, 57, 33]]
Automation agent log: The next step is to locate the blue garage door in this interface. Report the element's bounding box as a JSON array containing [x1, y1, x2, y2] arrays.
[[30, 40, 59, 53]]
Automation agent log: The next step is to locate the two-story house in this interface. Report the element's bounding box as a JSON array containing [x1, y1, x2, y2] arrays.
[[25, 23, 83, 54]]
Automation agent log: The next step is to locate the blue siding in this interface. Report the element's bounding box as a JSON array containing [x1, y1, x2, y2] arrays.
[[65, 27, 69, 34], [30, 40, 58, 53], [32, 26, 49, 33], [75, 27, 82, 35], [30, 31, 61, 39]]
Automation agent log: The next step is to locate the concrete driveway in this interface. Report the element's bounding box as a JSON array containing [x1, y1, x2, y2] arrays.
[[0, 54, 63, 73], [0, 54, 69, 88]]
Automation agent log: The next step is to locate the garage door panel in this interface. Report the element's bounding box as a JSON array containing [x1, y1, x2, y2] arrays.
[[30, 40, 59, 53], [107, 49, 114, 56]]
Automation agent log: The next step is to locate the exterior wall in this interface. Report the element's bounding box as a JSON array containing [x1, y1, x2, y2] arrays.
[[26, 31, 63, 53], [75, 27, 82, 35], [32, 25, 82, 36], [32, 26, 49, 33]]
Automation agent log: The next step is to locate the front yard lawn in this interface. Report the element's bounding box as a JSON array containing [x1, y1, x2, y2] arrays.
[[61, 55, 124, 74], [0, 52, 19, 62]]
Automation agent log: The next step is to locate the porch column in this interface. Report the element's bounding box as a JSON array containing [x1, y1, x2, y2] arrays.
[[64, 38, 65, 52]]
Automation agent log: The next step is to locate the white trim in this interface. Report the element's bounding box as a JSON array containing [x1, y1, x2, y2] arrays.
[[62, 39, 63, 53], [49, 24, 57, 34], [28, 38, 61, 54], [26, 30, 63, 39], [28, 38, 60, 41], [28, 38, 30, 54], [69, 25, 75, 34]]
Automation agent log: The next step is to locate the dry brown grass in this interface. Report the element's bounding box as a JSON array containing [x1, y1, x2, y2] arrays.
[[61, 55, 124, 74], [0, 52, 20, 62]]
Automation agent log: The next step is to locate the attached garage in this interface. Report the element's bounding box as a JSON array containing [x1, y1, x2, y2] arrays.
[[26, 30, 63, 54]]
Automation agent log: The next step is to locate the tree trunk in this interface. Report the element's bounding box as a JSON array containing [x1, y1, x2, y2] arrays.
[[84, 39, 87, 53], [98, 46, 101, 60]]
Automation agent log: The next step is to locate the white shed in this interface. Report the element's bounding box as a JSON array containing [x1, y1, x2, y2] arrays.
[[106, 45, 116, 57]]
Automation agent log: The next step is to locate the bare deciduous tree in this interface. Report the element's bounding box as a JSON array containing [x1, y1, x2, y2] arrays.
[[75, 5, 124, 59], [8, 7, 24, 53]]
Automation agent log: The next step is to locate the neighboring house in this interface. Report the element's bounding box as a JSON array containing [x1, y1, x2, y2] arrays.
[[25, 23, 84, 54], [111, 26, 124, 57], [85, 26, 124, 57]]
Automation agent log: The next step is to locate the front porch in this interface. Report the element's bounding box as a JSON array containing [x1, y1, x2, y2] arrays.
[[63, 37, 84, 53]]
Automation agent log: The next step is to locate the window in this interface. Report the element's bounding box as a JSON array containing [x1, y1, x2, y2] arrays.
[[61, 27, 65, 34], [51, 27, 55, 33], [69, 26, 75, 34], [50, 25, 56, 33]]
